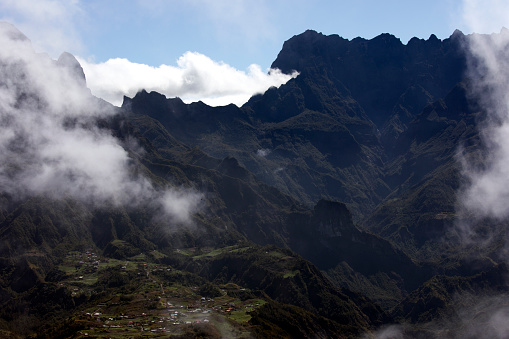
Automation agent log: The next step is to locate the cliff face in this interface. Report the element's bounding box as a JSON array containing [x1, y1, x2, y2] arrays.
[[280, 199, 425, 308], [270, 30, 466, 136], [124, 30, 475, 246], [312, 200, 353, 237], [3, 22, 508, 337]]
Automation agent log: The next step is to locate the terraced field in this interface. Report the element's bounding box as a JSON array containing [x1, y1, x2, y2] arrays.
[[52, 248, 269, 338]]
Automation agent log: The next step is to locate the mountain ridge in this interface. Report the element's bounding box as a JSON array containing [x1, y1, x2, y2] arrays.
[[1, 24, 508, 337]]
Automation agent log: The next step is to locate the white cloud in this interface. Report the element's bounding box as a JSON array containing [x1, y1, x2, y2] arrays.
[[78, 52, 298, 107], [0, 0, 298, 108], [365, 294, 509, 339], [451, 3, 509, 286], [366, 325, 405, 339], [0, 23, 202, 225], [461, 0, 509, 34], [159, 189, 204, 225], [458, 1, 509, 222], [0, 0, 84, 57], [256, 149, 271, 157]]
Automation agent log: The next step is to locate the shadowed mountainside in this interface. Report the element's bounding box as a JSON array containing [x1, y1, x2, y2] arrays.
[[122, 29, 476, 256], [2, 24, 509, 338]]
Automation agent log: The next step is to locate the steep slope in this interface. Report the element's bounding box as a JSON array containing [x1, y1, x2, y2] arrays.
[[283, 200, 428, 309], [271, 29, 466, 139], [117, 29, 500, 307], [362, 81, 480, 257], [0, 24, 392, 337], [123, 88, 387, 220], [122, 30, 508, 265], [171, 244, 388, 336], [391, 263, 509, 324], [122, 102, 429, 307], [4, 22, 509, 337], [122, 30, 469, 224]]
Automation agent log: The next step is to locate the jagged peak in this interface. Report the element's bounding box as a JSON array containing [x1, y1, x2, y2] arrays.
[[304, 29, 318, 34], [57, 52, 80, 67], [312, 199, 354, 236], [300, 29, 322, 37], [451, 29, 465, 38], [282, 28, 470, 53], [373, 32, 402, 43], [428, 33, 439, 41], [130, 89, 184, 104]]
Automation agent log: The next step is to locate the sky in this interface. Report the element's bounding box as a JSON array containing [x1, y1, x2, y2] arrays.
[[0, 0, 507, 106]]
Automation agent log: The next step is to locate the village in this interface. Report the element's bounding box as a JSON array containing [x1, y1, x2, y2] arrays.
[[57, 249, 263, 337]]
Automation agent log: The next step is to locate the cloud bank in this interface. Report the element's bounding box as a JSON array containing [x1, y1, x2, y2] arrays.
[[78, 53, 298, 107], [0, 23, 201, 225], [368, 293, 509, 338], [458, 1, 509, 223], [432, 1, 509, 336], [459, 29, 509, 225], [367, 2, 509, 338], [0, 0, 296, 108]]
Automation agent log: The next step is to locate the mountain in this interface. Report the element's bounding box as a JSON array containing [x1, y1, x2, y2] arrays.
[[122, 30, 475, 256], [270, 30, 466, 132], [121, 98, 421, 308], [122, 30, 468, 225], [1, 23, 509, 338]]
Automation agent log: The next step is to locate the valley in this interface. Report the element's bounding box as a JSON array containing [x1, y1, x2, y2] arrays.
[[1, 21, 509, 338], [47, 248, 259, 338]]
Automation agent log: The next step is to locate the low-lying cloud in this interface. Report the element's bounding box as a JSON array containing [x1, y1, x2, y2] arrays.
[[256, 148, 271, 157], [459, 25, 509, 218], [368, 293, 509, 338], [457, 1, 509, 226], [365, 2, 509, 338], [78, 52, 298, 107], [0, 0, 298, 109], [0, 22, 201, 225]]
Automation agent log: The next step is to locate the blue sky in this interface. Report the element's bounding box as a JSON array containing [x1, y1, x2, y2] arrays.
[[0, 0, 506, 106], [76, 0, 463, 70], [3, 0, 467, 69]]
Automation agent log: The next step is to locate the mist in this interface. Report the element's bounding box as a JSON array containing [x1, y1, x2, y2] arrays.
[[368, 293, 509, 339], [452, 3, 509, 332], [0, 22, 202, 225], [369, 2, 509, 338], [453, 0, 509, 255], [459, 29, 509, 222]]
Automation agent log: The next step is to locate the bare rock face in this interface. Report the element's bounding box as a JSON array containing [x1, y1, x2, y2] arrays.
[[270, 29, 466, 134], [312, 199, 353, 237]]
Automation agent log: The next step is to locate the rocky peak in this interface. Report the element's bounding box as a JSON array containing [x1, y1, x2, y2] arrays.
[[123, 90, 187, 120], [371, 32, 403, 46], [57, 52, 87, 86], [0, 21, 30, 42], [312, 199, 354, 237], [271, 30, 348, 74], [270, 29, 466, 130]]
